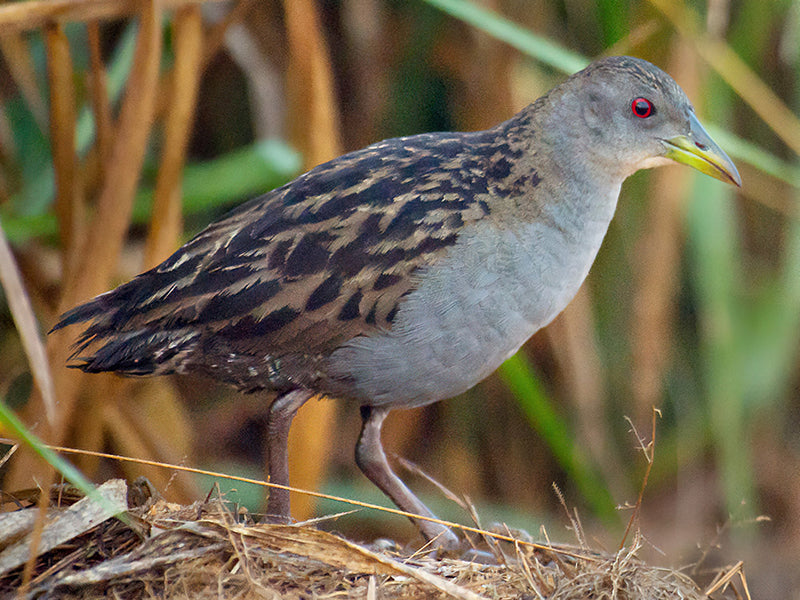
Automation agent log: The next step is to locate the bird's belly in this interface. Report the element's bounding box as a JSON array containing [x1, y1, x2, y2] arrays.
[[327, 216, 611, 408]]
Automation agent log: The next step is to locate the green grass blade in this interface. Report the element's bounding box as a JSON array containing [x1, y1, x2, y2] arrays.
[[133, 140, 302, 221], [421, 0, 589, 73], [686, 160, 756, 520], [498, 353, 618, 523], [0, 401, 125, 522]]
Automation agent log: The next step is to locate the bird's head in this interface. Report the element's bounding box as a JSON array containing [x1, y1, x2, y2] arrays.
[[548, 55, 741, 187]]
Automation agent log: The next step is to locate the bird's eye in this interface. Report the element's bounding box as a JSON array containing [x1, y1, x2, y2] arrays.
[[631, 97, 654, 118]]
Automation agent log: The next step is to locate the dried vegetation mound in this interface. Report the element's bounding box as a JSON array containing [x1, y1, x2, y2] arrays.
[[1, 479, 709, 600]]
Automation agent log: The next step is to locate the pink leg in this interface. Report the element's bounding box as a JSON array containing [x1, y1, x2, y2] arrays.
[[355, 405, 459, 550], [265, 389, 313, 522]]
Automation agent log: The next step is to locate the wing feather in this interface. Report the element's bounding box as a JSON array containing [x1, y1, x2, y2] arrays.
[[53, 129, 510, 390]]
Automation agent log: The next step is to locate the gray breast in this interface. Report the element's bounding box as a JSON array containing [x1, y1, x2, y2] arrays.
[[326, 195, 617, 408]]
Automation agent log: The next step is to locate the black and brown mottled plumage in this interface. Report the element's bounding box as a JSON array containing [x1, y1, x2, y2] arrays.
[[58, 128, 530, 392], [54, 56, 740, 550]]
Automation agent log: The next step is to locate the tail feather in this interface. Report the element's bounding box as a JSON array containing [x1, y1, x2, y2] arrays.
[[53, 286, 202, 376], [68, 328, 201, 376], [50, 293, 114, 333]]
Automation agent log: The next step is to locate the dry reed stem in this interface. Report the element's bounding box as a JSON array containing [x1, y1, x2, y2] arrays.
[[0, 224, 56, 427], [60, 0, 162, 310], [4, 0, 266, 506], [70, 377, 119, 476], [87, 21, 113, 167], [47, 0, 163, 448], [103, 399, 176, 488], [0, 222, 57, 595], [143, 4, 204, 268], [0, 0, 227, 33], [45, 22, 84, 286], [282, 0, 342, 167], [113, 384, 199, 501], [201, 0, 256, 69]]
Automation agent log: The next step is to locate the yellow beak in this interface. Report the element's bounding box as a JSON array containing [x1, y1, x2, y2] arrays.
[[662, 112, 742, 187]]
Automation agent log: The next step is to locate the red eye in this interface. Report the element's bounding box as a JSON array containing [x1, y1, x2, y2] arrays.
[[631, 97, 654, 118]]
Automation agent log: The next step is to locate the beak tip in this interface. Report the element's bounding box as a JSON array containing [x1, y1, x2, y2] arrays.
[[725, 164, 743, 188]]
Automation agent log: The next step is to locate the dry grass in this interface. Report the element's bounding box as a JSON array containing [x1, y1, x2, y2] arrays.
[[0, 478, 732, 600]]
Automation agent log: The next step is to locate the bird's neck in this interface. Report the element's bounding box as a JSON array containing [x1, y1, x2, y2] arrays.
[[495, 104, 624, 238]]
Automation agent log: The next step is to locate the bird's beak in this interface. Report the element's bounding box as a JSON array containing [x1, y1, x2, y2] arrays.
[[662, 112, 742, 187]]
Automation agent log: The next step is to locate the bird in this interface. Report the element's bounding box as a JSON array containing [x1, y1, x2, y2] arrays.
[[52, 56, 741, 551]]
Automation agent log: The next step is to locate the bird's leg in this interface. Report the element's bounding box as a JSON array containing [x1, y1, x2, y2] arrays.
[[356, 405, 460, 551], [265, 388, 313, 522]]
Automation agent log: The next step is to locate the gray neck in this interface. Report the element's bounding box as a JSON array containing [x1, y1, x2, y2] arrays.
[[500, 101, 624, 246]]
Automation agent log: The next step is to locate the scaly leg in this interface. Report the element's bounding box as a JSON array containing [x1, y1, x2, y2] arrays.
[[265, 388, 313, 522], [355, 405, 459, 550]]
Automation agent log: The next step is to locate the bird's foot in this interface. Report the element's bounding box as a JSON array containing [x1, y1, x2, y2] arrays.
[[416, 522, 461, 556]]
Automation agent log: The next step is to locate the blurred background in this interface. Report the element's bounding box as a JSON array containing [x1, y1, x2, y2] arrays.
[[0, 0, 798, 597]]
